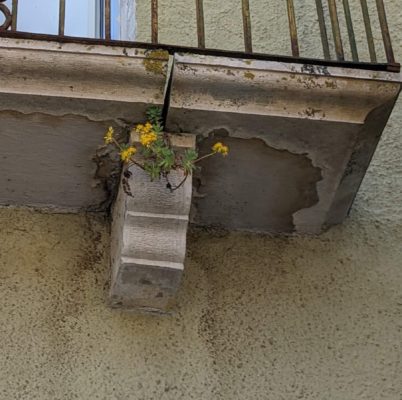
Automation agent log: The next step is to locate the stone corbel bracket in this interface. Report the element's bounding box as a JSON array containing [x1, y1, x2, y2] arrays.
[[110, 133, 195, 313], [166, 54, 401, 234]]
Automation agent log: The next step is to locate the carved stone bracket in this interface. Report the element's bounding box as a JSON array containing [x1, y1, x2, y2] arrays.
[[109, 133, 195, 313]]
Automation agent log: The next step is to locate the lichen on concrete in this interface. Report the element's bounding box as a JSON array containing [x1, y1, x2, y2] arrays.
[[143, 49, 170, 76]]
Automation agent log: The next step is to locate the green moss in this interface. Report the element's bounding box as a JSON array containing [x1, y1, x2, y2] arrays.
[[244, 71, 255, 80], [143, 50, 170, 76]]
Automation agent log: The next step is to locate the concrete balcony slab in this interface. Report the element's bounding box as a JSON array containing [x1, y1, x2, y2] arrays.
[[166, 54, 401, 234], [0, 38, 168, 211]]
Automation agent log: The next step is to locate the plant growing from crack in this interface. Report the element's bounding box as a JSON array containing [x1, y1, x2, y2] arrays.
[[103, 106, 229, 193]]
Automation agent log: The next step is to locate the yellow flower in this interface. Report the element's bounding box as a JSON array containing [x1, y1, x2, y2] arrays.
[[140, 132, 158, 147], [135, 121, 154, 135], [135, 124, 144, 134], [104, 126, 114, 144], [212, 142, 229, 156], [120, 146, 137, 162]]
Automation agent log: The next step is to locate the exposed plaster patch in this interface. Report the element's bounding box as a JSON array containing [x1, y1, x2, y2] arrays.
[[192, 135, 322, 233], [91, 145, 122, 212], [0, 96, 137, 124]]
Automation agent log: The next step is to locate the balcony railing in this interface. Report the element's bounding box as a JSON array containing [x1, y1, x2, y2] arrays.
[[0, 0, 399, 72]]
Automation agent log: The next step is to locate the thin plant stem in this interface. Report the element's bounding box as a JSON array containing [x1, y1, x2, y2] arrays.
[[194, 152, 215, 164], [169, 173, 188, 192]]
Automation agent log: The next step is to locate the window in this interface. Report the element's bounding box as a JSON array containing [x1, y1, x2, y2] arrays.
[[3, 0, 135, 40]]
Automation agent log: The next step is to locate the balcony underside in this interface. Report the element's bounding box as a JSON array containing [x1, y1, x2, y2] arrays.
[[0, 37, 400, 235], [1, 36, 401, 312]]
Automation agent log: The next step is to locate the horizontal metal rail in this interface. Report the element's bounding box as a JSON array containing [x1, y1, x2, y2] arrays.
[[0, 0, 399, 72]]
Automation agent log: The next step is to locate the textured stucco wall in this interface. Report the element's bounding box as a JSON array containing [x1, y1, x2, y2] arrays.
[[0, 1, 402, 399], [135, 0, 401, 63]]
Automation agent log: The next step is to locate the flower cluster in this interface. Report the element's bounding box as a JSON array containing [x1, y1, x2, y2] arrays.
[[104, 126, 114, 144], [120, 146, 137, 162], [134, 122, 157, 147], [102, 106, 229, 191], [212, 142, 229, 156]]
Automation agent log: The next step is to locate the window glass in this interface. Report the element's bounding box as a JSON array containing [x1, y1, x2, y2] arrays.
[[65, 0, 97, 38], [2, 0, 129, 40], [15, 0, 60, 35]]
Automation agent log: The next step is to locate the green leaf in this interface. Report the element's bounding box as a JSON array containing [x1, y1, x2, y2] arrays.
[[146, 106, 163, 125]]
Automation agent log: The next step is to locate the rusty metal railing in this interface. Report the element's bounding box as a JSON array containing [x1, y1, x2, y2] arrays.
[[0, 0, 399, 72]]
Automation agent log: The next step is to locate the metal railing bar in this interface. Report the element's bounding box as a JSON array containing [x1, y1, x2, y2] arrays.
[[58, 0, 65, 36], [11, 0, 18, 31], [242, 0, 253, 53], [286, 0, 299, 57], [151, 0, 158, 44], [342, 0, 358, 61], [375, 0, 395, 64], [315, 0, 330, 59], [327, 0, 344, 61], [0, 2, 11, 32], [360, 0, 376, 62], [195, 0, 205, 48], [105, 0, 111, 40]]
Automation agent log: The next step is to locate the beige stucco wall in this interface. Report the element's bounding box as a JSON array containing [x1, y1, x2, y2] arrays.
[[0, 1, 401, 399], [135, 0, 401, 63]]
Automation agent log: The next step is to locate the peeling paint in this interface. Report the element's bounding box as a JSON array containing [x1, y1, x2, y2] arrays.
[[91, 144, 122, 212], [193, 135, 322, 233]]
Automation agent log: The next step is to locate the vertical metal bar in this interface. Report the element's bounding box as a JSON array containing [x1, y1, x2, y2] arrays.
[[360, 0, 377, 62], [151, 0, 158, 44], [327, 0, 344, 61], [242, 0, 253, 53], [286, 0, 299, 57], [96, 0, 102, 39], [195, 0, 205, 48], [58, 0, 65, 36], [342, 0, 358, 61], [375, 0, 395, 64], [11, 0, 18, 31], [315, 0, 330, 59], [105, 0, 111, 39]]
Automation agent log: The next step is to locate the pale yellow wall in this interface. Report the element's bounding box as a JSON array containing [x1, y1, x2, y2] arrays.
[[1, 1, 402, 399], [135, 0, 401, 63]]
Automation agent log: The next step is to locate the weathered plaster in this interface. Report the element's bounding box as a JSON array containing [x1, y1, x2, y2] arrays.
[[193, 135, 322, 232], [0, 38, 168, 211], [166, 53, 401, 233]]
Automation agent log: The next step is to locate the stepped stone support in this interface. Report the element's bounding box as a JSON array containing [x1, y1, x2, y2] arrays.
[[110, 134, 195, 313], [166, 54, 401, 234]]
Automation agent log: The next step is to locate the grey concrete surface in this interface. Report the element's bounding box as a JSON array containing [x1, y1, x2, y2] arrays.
[[0, 40, 168, 211]]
